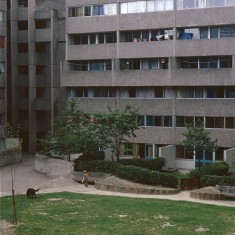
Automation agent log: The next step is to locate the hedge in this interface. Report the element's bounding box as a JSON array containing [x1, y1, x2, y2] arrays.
[[75, 160, 178, 188], [118, 158, 165, 171], [189, 162, 229, 179], [200, 175, 235, 187]]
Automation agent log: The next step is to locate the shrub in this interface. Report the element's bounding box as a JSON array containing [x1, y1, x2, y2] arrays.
[[78, 151, 105, 161], [200, 175, 235, 187], [189, 162, 229, 179], [118, 158, 166, 171], [75, 160, 178, 188], [200, 175, 223, 187], [218, 176, 235, 186]]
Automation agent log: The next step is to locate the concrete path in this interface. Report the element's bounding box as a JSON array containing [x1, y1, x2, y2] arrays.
[[1, 155, 235, 208]]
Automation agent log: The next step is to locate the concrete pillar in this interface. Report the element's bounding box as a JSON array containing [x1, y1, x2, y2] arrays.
[[28, 0, 37, 152]]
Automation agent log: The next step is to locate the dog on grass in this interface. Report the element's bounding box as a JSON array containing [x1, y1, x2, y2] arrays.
[[26, 188, 39, 198]]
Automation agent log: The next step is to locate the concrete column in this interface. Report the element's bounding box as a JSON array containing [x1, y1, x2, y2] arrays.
[[10, 0, 20, 132], [51, 9, 58, 134], [28, 0, 37, 152]]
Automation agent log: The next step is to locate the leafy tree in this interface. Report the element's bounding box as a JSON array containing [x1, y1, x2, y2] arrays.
[[39, 100, 102, 160], [94, 104, 140, 161], [181, 119, 219, 169]]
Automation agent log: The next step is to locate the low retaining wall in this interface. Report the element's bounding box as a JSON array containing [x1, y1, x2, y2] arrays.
[[35, 153, 74, 177], [0, 148, 22, 167], [73, 172, 110, 183]]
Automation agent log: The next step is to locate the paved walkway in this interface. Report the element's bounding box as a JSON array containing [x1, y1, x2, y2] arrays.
[[1, 155, 235, 208]]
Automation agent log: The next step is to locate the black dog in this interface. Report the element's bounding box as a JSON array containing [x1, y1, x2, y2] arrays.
[[26, 188, 39, 198]]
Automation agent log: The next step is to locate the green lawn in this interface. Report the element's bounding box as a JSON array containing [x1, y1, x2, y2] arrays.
[[0, 192, 234, 235]]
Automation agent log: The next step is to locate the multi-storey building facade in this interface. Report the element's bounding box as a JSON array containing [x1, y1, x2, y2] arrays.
[[62, 0, 235, 169], [0, 0, 7, 151], [8, 0, 65, 152]]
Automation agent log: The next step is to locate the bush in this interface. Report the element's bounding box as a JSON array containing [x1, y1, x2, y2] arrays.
[[200, 175, 235, 187], [189, 162, 229, 179], [200, 175, 223, 187], [75, 160, 178, 188], [75, 151, 105, 162], [118, 158, 165, 171]]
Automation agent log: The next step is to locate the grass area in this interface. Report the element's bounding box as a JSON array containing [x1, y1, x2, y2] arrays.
[[0, 192, 235, 235]]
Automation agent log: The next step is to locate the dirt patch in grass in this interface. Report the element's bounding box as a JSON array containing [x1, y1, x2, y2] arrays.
[[0, 220, 16, 235]]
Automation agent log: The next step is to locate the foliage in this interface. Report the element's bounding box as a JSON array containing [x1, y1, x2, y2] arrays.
[[200, 175, 235, 187], [39, 100, 105, 160], [1, 193, 235, 235], [75, 151, 105, 161], [189, 162, 229, 179], [181, 119, 219, 168], [93, 104, 140, 161], [118, 158, 165, 171], [75, 160, 178, 188]]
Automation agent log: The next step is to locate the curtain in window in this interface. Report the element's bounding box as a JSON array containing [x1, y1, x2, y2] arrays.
[[120, 3, 128, 14], [93, 5, 105, 15], [0, 11, 4, 22], [147, 0, 155, 12], [136, 1, 146, 13], [146, 88, 155, 98], [67, 88, 76, 98], [0, 63, 5, 74], [136, 88, 146, 98], [88, 89, 94, 97], [120, 89, 129, 98], [0, 36, 4, 48], [164, 88, 172, 98]]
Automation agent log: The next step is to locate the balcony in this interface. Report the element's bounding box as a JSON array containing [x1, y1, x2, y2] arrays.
[[175, 38, 235, 57], [0, 48, 5, 62], [34, 28, 51, 42], [66, 44, 117, 60], [175, 99, 235, 116], [61, 60, 113, 87], [171, 68, 234, 86], [176, 7, 235, 27], [118, 40, 173, 58], [115, 69, 170, 86], [18, 30, 28, 42]]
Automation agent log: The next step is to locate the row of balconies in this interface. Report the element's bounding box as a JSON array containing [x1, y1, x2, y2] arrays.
[[61, 62, 234, 87], [17, 24, 65, 43], [57, 97, 235, 147], [67, 7, 235, 34], [66, 38, 235, 60]]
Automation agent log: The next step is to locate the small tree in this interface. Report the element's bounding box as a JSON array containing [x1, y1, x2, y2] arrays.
[[94, 104, 140, 161], [39, 100, 103, 160], [181, 119, 219, 169]]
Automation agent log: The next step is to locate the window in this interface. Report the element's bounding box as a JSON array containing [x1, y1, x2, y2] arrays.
[[74, 35, 88, 45], [0, 63, 5, 75], [138, 116, 145, 126], [210, 27, 219, 38], [36, 43, 47, 53], [200, 28, 208, 39], [146, 116, 155, 126], [206, 87, 224, 98], [36, 0, 45, 8], [18, 21, 28, 30], [84, 6, 91, 16], [176, 145, 193, 159], [0, 113, 5, 126], [98, 34, 104, 44], [18, 43, 28, 53], [18, 0, 28, 7], [18, 65, 28, 75], [226, 88, 235, 98], [0, 88, 5, 99], [0, 36, 4, 48], [106, 33, 116, 43], [120, 143, 134, 155], [35, 20, 50, 29], [19, 88, 29, 98], [163, 116, 172, 127], [36, 65, 45, 75], [225, 117, 235, 129], [0, 11, 4, 22], [220, 26, 235, 37]]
